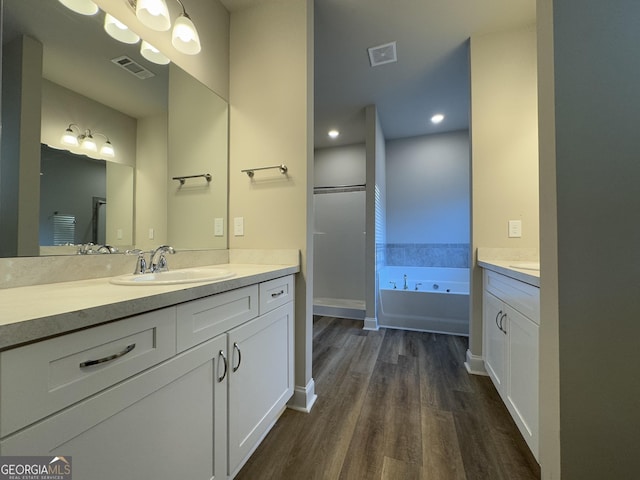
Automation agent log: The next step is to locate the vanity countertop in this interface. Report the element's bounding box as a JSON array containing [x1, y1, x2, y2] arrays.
[[0, 263, 299, 351], [477, 259, 540, 287]]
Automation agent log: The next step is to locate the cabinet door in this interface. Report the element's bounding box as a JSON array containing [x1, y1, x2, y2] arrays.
[[1, 335, 228, 480], [483, 290, 507, 392], [506, 305, 539, 459], [227, 302, 294, 477]]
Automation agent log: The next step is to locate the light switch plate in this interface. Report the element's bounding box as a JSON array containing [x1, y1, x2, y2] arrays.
[[214, 218, 224, 236], [148, 228, 155, 240], [508, 220, 522, 238], [117, 229, 123, 240], [233, 217, 244, 236]]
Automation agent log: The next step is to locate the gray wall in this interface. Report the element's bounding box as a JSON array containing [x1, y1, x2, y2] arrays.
[[539, 0, 640, 478], [385, 130, 470, 268]]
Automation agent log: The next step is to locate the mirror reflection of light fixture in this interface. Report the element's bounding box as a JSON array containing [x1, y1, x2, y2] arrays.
[[57, 0, 99, 16], [104, 14, 141, 44], [126, 0, 202, 56], [140, 40, 170, 65], [60, 124, 115, 158]]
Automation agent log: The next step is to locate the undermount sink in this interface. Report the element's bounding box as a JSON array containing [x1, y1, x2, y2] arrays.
[[110, 268, 235, 286], [508, 261, 540, 271]]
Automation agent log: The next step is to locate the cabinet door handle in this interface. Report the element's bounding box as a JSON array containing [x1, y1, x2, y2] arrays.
[[499, 313, 508, 334], [79, 343, 136, 368], [217, 350, 228, 382], [232, 342, 242, 372], [271, 290, 285, 298], [495, 310, 502, 330]]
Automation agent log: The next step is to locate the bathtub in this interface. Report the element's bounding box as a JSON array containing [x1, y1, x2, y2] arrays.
[[378, 266, 470, 335]]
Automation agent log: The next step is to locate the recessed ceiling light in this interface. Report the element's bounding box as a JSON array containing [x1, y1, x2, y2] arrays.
[[431, 114, 444, 124], [328, 129, 340, 139]]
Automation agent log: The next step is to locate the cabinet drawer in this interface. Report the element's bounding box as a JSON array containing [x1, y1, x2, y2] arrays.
[[259, 276, 294, 315], [0, 307, 176, 437], [176, 285, 258, 352], [484, 270, 539, 324]]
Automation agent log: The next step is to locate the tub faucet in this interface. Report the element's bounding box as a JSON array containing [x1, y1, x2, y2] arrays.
[[389, 281, 397, 289], [150, 245, 176, 272], [415, 282, 422, 291], [403, 274, 408, 290]]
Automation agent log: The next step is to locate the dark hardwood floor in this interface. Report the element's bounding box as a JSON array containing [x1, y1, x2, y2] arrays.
[[236, 316, 540, 480]]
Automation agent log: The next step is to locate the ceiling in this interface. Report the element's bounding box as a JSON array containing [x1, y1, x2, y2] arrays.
[[3, 0, 169, 119], [313, 0, 536, 148]]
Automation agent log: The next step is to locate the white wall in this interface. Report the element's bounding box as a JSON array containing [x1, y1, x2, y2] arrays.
[[228, 0, 314, 410], [469, 25, 539, 357], [539, 0, 640, 478], [386, 130, 470, 244]]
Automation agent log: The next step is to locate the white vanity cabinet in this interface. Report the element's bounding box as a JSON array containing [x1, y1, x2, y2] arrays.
[[483, 269, 539, 460], [0, 273, 295, 480]]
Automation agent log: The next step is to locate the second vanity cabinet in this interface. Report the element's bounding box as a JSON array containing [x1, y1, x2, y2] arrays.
[[483, 269, 539, 460], [0, 274, 295, 480]]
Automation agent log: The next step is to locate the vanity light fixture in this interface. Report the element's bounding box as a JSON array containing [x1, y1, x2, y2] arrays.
[[104, 14, 141, 44], [60, 124, 116, 158], [172, 1, 201, 55], [135, 0, 171, 31], [431, 113, 445, 124], [58, 0, 99, 16], [127, 0, 202, 56], [140, 40, 170, 65]]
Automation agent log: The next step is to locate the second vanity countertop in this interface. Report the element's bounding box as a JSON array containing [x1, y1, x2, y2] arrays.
[[0, 263, 299, 351], [477, 259, 540, 287]]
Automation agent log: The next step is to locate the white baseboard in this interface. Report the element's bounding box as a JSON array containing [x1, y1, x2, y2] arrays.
[[464, 348, 487, 376], [287, 378, 317, 413], [363, 316, 379, 331]]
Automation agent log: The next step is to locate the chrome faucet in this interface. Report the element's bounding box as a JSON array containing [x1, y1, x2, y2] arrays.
[[149, 245, 176, 272], [403, 274, 408, 290]]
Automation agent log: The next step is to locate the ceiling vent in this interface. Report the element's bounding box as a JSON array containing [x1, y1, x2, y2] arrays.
[[367, 41, 397, 67], [111, 56, 156, 80]]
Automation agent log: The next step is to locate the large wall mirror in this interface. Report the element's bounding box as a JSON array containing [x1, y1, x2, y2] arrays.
[[0, 0, 228, 257]]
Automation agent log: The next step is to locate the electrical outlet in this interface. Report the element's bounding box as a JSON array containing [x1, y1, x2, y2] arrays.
[[117, 229, 123, 240], [508, 220, 522, 238], [234, 217, 244, 236], [148, 228, 155, 240], [214, 218, 224, 236]]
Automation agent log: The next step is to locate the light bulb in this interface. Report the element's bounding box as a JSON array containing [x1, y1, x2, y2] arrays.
[[81, 134, 97, 152], [172, 14, 201, 55], [136, 0, 171, 31], [61, 128, 79, 147], [58, 0, 98, 16], [100, 140, 115, 157], [328, 129, 340, 139], [431, 113, 445, 124], [140, 41, 170, 65], [104, 14, 140, 44]]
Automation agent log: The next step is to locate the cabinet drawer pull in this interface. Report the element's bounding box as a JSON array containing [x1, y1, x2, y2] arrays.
[[232, 342, 242, 372], [79, 343, 136, 368], [217, 350, 228, 382], [271, 290, 285, 298]]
